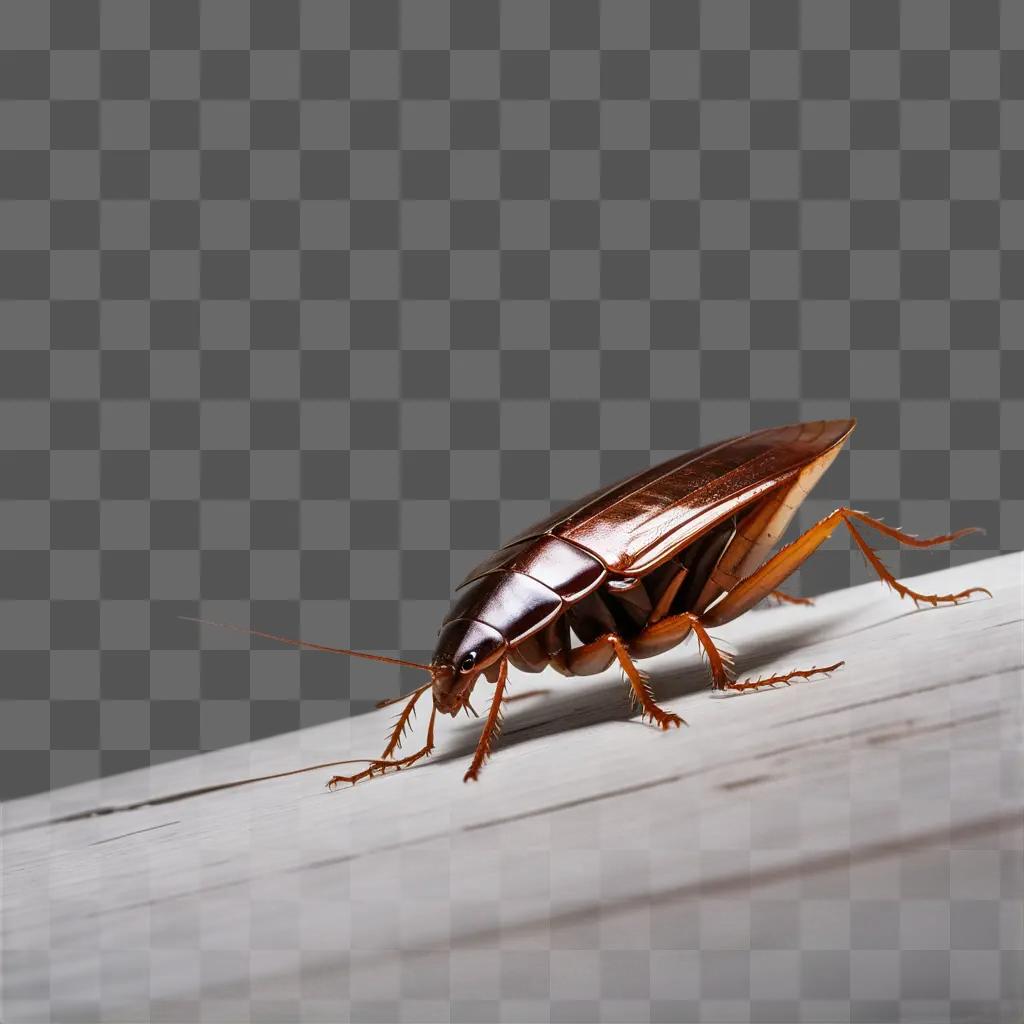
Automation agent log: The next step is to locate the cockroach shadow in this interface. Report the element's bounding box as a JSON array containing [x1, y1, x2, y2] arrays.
[[433, 610, 848, 764]]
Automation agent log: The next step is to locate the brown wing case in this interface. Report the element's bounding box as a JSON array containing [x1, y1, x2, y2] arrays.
[[465, 419, 855, 578]]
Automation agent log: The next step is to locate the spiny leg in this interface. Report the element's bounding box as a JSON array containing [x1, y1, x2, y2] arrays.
[[720, 662, 845, 692], [463, 658, 508, 782], [379, 682, 430, 760], [841, 513, 991, 607], [703, 506, 990, 630], [664, 501, 990, 696], [682, 509, 863, 690], [842, 508, 981, 549], [604, 634, 685, 729], [326, 705, 438, 788], [561, 631, 684, 728], [675, 612, 843, 694]]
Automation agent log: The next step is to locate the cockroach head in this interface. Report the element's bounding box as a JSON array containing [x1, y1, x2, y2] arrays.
[[430, 619, 506, 716]]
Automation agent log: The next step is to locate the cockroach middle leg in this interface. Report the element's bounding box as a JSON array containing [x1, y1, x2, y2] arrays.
[[770, 589, 814, 607], [671, 613, 843, 694], [607, 634, 685, 729], [717, 662, 845, 693], [562, 630, 685, 729]]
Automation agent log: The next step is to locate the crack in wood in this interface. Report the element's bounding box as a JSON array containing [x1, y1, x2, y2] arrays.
[[778, 664, 1023, 726], [87, 820, 180, 846]]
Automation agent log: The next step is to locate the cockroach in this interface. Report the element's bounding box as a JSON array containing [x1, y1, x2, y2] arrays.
[[192, 418, 990, 788]]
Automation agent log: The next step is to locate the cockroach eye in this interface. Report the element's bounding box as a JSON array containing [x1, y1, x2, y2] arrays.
[[459, 652, 477, 673]]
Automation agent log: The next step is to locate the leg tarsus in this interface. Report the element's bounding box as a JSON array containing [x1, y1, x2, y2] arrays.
[[704, 505, 990, 629], [722, 660, 845, 694], [770, 589, 814, 607], [843, 518, 992, 607]]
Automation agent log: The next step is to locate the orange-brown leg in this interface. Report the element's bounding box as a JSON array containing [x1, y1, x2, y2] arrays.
[[666, 505, 987, 696], [463, 657, 508, 782], [326, 704, 439, 788], [379, 682, 431, 759], [561, 632, 684, 728], [841, 510, 991, 608], [704, 507, 990, 627], [611, 634, 686, 729], [770, 589, 814, 607], [655, 611, 843, 694]]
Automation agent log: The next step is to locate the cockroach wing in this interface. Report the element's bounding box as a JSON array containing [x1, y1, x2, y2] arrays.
[[471, 419, 855, 578]]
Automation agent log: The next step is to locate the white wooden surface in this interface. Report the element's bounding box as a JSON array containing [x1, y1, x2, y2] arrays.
[[4, 553, 1023, 1022]]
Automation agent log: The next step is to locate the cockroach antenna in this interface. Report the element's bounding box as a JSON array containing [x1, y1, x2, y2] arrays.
[[180, 617, 435, 673]]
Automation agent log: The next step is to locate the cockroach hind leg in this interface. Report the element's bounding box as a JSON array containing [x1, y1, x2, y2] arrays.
[[842, 518, 993, 608]]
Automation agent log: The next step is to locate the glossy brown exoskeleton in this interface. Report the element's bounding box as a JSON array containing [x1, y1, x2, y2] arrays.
[[194, 419, 990, 786]]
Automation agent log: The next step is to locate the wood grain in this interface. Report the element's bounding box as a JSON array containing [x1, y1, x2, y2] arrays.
[[4, 553, 1022, 1022]]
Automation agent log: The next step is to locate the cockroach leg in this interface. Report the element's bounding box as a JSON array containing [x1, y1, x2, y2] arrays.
[[326, 706, 438, 789], [379, 683, 430, 760], [701, 506, 990, 630], [842, 516, 992, 607], [463, 658, 509, 782], [770, 589, 814, 607], [562, 629, 684, 728], [720, 661, 845, 693], [657, 503, 989, 701], [606, 634, 685, 729], [665, 612, 842, 696], [674, 614, 734, 690]]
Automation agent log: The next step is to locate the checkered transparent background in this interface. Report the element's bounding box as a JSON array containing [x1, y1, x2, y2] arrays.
[[1, 0, 1021, 803]]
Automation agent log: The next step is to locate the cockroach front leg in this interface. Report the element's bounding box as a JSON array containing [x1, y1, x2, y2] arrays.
[[378, 681, 431, 760], [463, 658, 508, 782], [326, 705, 438, 788]]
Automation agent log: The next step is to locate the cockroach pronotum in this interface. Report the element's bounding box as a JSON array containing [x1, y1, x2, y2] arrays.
[[191, 419, 990, 788]]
